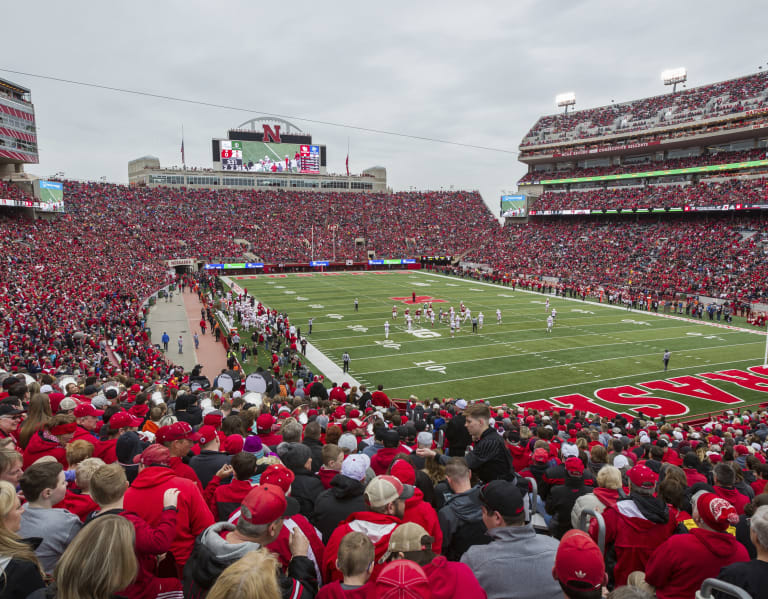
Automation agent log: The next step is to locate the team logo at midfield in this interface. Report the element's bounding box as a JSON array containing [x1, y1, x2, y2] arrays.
[[390, 295, 447, 304]]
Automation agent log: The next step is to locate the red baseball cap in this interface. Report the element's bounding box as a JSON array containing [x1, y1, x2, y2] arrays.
[[565, 457, 585, 476], [627, 464, 658, 489], [133, 444, 171, 467], [74, 403, 104, 418], [197, 425, 219, 445], [533, 448, 549, 463], [239, 484, 294, 525], [203, 411, 223, 427], [260, 464, 295, 493], [157, 421, 201, 443], [554, 529, 605, 592], [109, 411, 143, 429], [375, 560, 432, 599], [223, 434, 244, 455]]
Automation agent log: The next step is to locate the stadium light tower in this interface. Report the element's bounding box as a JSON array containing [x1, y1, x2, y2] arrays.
[[662, 68, 687, 93], [556, 92, 576, 115]]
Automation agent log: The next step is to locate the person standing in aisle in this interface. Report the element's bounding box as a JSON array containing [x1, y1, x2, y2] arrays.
[[342, 351, 351, 373]]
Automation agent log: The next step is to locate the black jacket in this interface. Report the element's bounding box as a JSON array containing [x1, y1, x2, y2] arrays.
[[289, 468, 326, 518], [438, 486, 490, 560], [540, 463, 595, 500], [308, 381, 328, 401], [545, 476, 590, 539], [464, 427, 512, 484], [444, 414, 472, 456], [0, 557, 46, 599], [311, 474, 368, 543], [189, 450, 231, 489], [302, 439, 324, 474]]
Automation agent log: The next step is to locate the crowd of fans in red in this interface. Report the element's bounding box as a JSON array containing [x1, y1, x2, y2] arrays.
[[0, 180, 35, 202], [530, 176, 768, 211], [0, 364, 767, 598], [517, 147, 768, 184], [521, 70, 768, 147]]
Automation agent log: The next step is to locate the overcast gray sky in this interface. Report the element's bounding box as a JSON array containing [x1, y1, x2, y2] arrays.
[[4, 1, 767, 215]]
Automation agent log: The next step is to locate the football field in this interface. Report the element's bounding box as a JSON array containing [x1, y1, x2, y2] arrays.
[[229, 270, 768, 420]]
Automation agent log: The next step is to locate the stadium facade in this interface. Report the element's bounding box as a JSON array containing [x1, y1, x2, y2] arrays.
[[0, 76, 38, 175]]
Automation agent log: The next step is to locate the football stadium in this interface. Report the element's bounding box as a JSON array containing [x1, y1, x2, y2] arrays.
[[1, 6, 768, 598]]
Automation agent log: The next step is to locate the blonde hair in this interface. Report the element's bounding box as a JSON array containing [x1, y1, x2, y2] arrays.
[[337, 531, 375, 577], [75, 457, 106, 492], [206, 548, 281, 599], [90, 464, 128, 506], [54, 514, 137, 599], [0, 481, 42, 575], [597, 465, 622, 490]]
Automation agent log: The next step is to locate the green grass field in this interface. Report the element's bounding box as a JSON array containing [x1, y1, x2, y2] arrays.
[[229, 270, 768, 420]]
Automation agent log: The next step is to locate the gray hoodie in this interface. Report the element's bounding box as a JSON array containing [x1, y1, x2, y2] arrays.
[[461, 523, 562, 599]]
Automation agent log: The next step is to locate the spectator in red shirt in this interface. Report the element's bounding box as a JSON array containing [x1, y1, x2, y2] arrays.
[[712, 462, 751, 515], [371, 385, 391, 409]]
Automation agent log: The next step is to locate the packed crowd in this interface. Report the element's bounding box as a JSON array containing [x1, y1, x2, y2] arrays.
[[517, 147, 768, 184], [530, 176, 768, 211], [464, 215, 768, 302], [0, 371, 767, 598], [0, 180, 35, 202], [521, 70, 768, 147]]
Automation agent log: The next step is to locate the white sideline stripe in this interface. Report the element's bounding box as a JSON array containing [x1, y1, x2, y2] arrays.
[[417, 271, 768, 336], [220, 276, 361, 387], [381, 341, 763, 390]]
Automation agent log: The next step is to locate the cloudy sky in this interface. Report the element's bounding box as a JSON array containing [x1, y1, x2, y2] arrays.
[[4, 1, 767, 215]]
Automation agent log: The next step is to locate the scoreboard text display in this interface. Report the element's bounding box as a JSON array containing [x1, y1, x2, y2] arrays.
[[220, 140, 320, 174], [36, 180, 64, 212]]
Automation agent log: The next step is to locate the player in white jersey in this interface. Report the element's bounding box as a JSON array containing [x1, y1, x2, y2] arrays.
[[478, 312, 484, 329], [455, 315, 461, 333], [547, 315, 554, 333], [496, 308, 502, 324], [407, 315, 413, 331], [450, 317, 456, 338], [463, 307, 471, 323], [545, 298, 550, 312], [392, 305, 398, 320], [384, 320, 390, 339], [430, 311, 435, 327], [551, 308, 557, 322]]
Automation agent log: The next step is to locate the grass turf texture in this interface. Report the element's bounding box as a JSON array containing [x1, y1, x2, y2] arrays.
[[233, 270, 768, 419]]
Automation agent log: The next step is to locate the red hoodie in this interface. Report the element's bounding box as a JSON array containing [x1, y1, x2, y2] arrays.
[[23, 431, 67, 469], [683, 467, 707, 487], [713, 485, 750, 515], [507, 444, 530, 472], [645, 527, 749, 599], [323, 510, 402, 583], [124, 465, 214, 570], [94, 438, 118, 464], [370, 447, 401, 476], [403, 488, 443, 554], [55, 489, 98, 522], [421, 555, 487, 599], [591, 498, 677, 587]]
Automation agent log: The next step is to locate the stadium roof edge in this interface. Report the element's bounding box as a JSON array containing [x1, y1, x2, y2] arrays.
[[0, 76, 30, 94]]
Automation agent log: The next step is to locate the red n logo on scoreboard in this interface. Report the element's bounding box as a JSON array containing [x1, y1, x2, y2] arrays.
[[263, 125, 282, 143]]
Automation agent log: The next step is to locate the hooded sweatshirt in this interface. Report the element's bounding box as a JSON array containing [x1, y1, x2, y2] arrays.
[[645, 527, 749, 599], [591, 494, 677, 586], [323, 510, 402, 583], [312, 474, 368, 543], [422, 555, 487, 599], [403, 487, 443, 554], [124, 465, 214, 569]]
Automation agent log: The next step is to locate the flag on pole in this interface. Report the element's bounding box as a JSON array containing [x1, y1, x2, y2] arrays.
[[345, 154, 349, 176], [181, 139, 185, 168]]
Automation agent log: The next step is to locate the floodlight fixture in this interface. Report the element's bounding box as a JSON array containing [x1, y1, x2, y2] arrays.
[[556, 92, 576, 114], [662, 67, 687, 93]]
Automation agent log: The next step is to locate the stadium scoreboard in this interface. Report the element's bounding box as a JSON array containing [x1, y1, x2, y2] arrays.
[[500, 194, 527, 218], [219, 140, 321, 174]]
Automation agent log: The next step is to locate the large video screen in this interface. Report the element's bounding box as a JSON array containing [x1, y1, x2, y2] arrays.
[[37, 180, 64, 212], [500, 194, 526, 218], [220, 140, 320, 174]]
